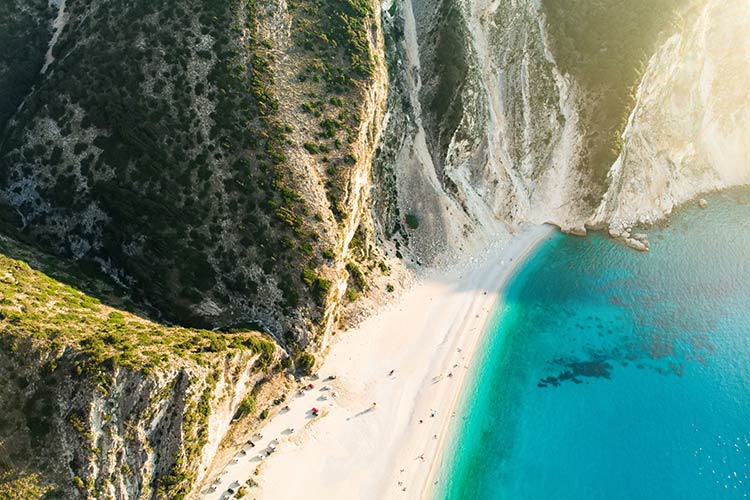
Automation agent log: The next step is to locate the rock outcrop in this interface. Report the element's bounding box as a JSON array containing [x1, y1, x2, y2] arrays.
[[591, 0, 750, 232], [0, 235, 280, 499]]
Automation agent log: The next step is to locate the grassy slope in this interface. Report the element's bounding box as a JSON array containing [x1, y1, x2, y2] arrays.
[[0, 234, 275, 376]]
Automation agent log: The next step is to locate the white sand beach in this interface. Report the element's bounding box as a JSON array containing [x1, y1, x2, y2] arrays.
[[200, 224, 554, 500]]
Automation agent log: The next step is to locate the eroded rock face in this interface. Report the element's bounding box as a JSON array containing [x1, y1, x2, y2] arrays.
[[591, 0, 750, 232], [0, 341, 269, 499], [376, 0, 700, 263], [379, 0, 746, 258], [376, 0, 594, 264]]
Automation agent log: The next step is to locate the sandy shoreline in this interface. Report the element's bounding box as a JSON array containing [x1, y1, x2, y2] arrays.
[[200, 224, 554, 500], [418, 225, 554, 500]]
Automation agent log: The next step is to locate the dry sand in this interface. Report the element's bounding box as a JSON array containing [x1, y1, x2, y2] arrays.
[[200, 224, 554, 500]]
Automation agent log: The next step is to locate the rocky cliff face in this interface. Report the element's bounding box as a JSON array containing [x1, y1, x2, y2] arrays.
[[1, 0, 747, 497], [0, 234, 280, 499], [591, 0, 750, 231], [0, 0, 389, 350], [0, 345, 267, 499], [378, 0, 744, 259], [375, 0, 592, 265]]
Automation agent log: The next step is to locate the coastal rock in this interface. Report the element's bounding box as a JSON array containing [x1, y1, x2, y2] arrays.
[[566, 225, 587, 237], [624, 237, 650, 252], [699, 198, 709, 208]]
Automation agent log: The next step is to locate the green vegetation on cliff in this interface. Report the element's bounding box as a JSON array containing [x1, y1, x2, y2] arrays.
[[0, 236, 275, 377], [0, 471, 54, 500], [0, 0, 380, 342], [0, 0, 321, 328], [0, 0, 50, 132]]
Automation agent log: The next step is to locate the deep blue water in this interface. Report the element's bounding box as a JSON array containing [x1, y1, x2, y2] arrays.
[[438, 189, 750, 500]]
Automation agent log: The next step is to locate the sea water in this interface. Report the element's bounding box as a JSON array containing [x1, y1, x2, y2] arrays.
[[438, 189, 750, 499]]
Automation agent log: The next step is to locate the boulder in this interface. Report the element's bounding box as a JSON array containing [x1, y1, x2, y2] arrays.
[[567, 226, 587, 236], [624, 237, 649, 252]]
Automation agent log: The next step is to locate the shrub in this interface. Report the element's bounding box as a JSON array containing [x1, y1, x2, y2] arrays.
[[234, 395, 256, 419], [346, 262, 366, 290], [344, 288, 358, 302], [312, 277, 332, 304], [297, 353, 316, 375]]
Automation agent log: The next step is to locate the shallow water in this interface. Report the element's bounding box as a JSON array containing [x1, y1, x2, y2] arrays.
[[438, 189, 750, 499]]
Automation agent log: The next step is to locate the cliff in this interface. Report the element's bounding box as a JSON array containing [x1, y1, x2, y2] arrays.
[[374, 0, 694, 264], [592, 0, 750, 231], [374, 0, 591, 265], [0, 0, 747, 497], [0, 234, 280, 498], [0, 0, 392, 497], [0, 0, 390, 351]]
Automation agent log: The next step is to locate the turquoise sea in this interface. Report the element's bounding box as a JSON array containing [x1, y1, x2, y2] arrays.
[[438, 189, 750, 499]]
